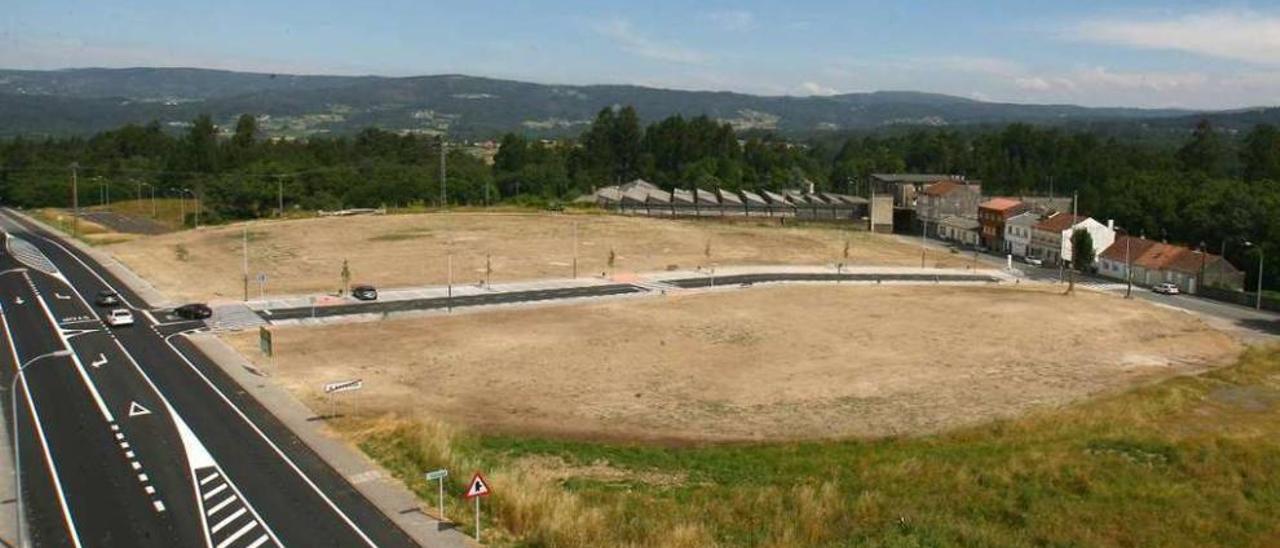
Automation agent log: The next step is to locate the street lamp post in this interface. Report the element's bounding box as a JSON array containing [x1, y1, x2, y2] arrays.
[[1245, 241, 1265, 310], [11, 349, 73, 548]]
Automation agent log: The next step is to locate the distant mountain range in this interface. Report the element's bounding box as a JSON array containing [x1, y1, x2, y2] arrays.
[[1, 67, 1277, 139]]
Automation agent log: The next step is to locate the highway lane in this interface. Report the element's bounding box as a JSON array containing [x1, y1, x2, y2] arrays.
[[0, 255, 190, 546], [0, 209, 418, 547]]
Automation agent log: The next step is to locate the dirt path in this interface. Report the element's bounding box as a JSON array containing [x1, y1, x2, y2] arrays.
[[224, 284, 1241, 442]]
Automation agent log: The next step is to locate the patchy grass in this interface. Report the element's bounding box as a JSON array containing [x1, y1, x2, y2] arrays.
[[336, 346, 1280, 547], [30, 208, 137, 246]]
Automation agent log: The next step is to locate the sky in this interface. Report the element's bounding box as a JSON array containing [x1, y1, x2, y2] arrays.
[[4, 1, 1280, 109]]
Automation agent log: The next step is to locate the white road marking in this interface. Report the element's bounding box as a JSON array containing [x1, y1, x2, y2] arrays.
[[90, 353, 107, 368], [128, 401, 152, 417], [211, 508, 247, 533], [110, 424, 119, 431], [246, 534, 271, 548], [54, 292, 70, 300], [115, 433, 124, 440], [120, 442, 129, 449], [137, 473, 148, 482], [206, 494, 238, 516], [131, 462, 141, 470], [21, 271, 115, 422], [199, 472, 220, 485], [0, 307, 85, 548], [0, 217, 286, 547], [145, 486, 155, 495], [153, 500, 166, 512], [125, 451, 134, 458], [217, 520, 259, 548], [203, 483, 228, 501]]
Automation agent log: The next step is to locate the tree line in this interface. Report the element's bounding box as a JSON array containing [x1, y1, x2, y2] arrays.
[[0, 109, 1277, 289]]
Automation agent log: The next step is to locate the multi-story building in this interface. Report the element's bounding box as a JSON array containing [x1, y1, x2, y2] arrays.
[[977, 198, 1028, 251], [916, 180, 983, 234], [1003, 211, 1039, 257]]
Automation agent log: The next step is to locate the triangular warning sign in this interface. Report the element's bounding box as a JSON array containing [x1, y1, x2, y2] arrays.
[[128, 401, 152, 417], [464, 472, 491, 499]]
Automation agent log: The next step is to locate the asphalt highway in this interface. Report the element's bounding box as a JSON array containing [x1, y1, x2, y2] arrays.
[[0, 208, 419, 547]]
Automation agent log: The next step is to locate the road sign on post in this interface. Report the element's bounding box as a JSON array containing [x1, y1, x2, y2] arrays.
[[425, 469, 448, 520], [464, 472, 491, 541], [322, 379, 363, 420]]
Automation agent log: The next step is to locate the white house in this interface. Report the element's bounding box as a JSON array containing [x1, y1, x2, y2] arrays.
[[1003, 211, 1038, 257], [1029, 213, 1115, 266], [938, 216, 981, 247]]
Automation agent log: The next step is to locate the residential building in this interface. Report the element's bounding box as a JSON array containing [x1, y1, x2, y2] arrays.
[[1003, 211, 1038, 257], [1098, 236, 1245, 293], [869, 173, 970, 209], [937, 216, 981, 247], [916, 180, 983, 232], [1029, 213, 1116, 266], [977, 197, 1028, 251]]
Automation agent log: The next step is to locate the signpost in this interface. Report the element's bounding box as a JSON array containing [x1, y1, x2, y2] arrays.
[[463, 472, 491, 542], [322, 379, 363, 419], [425, 469, 448, 520]]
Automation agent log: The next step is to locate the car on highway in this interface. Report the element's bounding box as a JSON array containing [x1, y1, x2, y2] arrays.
[[105, 308, 135, 327], [1152, 282, 1181, 295], [174, 303, 213, 320], [1022, 256, 1044, 267], [351, 284, 378, 301], [94, 290, 120, 306]]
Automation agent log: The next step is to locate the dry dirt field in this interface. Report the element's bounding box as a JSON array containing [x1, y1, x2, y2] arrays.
[[103, 211, 977, 302], [224, 284, 1241, 442]]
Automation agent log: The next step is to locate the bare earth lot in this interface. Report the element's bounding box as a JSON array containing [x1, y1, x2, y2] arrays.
[[224, 285, 1241, 442], [104, 212, 973, 302]]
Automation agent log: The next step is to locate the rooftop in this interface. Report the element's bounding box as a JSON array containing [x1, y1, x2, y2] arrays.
[[1033, 213, 1087, 232], [979, 197, 1023, 211]]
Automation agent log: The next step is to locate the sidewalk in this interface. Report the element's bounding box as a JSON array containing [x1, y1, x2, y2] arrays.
[[188, 335, 471, 548]]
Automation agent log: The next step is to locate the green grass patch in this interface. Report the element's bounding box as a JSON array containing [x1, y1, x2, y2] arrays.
[[338, 346, 1280, 547]]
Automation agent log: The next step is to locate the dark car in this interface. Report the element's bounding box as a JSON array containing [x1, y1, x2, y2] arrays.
[[351, 284, 378, 301], [174, 303, 213, 320], [95, 290, 120, 307]]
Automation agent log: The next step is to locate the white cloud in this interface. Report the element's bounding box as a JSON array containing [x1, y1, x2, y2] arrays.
[[798, 81, 838, 96], [707, 10, 755, 32], [1073, 9, 1280, 65], [593, 19, 709, 64], [1014, 77, 1053, 92]]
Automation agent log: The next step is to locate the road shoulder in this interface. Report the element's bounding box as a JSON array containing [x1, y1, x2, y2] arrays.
[[186, 333, 470, 548]]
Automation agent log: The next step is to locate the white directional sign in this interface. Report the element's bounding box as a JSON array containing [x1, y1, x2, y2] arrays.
[[425, 469, 448, 481], [90, 353, 108, 368], [128, 401, 152, 417], [323, 379, 363, 394], [464, 472, 491, 499]]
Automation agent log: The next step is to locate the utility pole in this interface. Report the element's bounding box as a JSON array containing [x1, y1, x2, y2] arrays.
[[70, 163, 80, 237], [242, 225, 250, 301], [277, 177, 284, 218], [1067, 191, 1077, 294], [1246, 241, 1265, 310], [920, 218, 927, 268], [572, 222, 579, 279], [439, 137, 447, 209]]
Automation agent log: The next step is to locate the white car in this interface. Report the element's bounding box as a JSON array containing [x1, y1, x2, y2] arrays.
[[105, 308, 135, 327], [1022, 256, 1043, 267], [1152, 282, 1180, 295]]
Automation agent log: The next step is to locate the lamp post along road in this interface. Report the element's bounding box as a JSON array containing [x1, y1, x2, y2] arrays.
[[1245, 241, 1264, 310], [11, 349, 73, 548]]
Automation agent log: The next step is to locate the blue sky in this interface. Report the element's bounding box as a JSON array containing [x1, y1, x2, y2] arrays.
[[4, 1, 1280, 109]]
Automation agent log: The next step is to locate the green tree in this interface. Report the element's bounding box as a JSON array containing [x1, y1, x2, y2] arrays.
[[1241, 124, 1280, 182], [1176, 119, 1225, 176], [1071, 229, 1095, 272], [232, 114, 258, 149]]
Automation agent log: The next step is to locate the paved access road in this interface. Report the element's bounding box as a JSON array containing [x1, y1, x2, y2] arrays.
[[0, 208, 418, 547]]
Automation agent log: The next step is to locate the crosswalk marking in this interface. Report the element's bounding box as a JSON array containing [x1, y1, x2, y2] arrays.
[[195, 466, 279, 548]]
